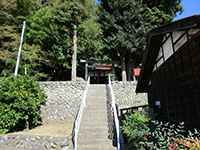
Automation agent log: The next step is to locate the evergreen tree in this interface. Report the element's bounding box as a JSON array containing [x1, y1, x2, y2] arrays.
[[78, 0, 106, 62], [99, 0, 182, 81]]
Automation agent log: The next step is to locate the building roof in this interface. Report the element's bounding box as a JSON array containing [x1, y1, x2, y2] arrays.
[[136, 15, 200, 93], [95, 64, 112, 71]]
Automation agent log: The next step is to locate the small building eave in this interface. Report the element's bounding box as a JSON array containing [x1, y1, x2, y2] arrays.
[[136, 15, 200, 93]]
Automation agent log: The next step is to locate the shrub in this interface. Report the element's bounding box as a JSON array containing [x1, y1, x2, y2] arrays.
[[145, 121, 186, 149], [172, 138, 200, 149], [122, 112, 200, 150], [0, 75, 46, 134], [122, 112, 150, 149]]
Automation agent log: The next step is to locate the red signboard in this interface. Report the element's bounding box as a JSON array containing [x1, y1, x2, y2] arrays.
[[133, 68, 141, 76]]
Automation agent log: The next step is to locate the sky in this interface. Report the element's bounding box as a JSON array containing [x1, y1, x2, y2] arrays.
[[175, 0, 200, 20], [96, 0, 101, 5]]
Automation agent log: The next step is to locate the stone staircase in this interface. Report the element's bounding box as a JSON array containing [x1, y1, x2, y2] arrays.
[[78, 84, 115, 150]]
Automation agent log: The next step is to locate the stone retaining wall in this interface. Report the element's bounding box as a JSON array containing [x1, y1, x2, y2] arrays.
[[39, 80, 86, 123], [0, 134, 70, 150], [112, 81, 148, 109]]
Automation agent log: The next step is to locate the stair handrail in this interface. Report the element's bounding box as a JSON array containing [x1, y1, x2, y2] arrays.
[[108, 75, 123, 150], [72, 77, 90, 150]]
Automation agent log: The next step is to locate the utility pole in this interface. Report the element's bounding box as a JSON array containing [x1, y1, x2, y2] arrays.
[[71, 25, 77, 80], [121, 56, 127, 82], [85, 61, 88, 80], [14, 21, 26, 76], [80, 59, 88, 81]]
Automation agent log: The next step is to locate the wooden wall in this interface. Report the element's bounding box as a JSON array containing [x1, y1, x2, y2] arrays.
[[148, 32, 200, 127]]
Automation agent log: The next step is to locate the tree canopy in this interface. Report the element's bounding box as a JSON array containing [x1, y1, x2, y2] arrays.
[[0, 0, 183, 81], [99, 0, 182, 80], [0, 0, 105, 80]]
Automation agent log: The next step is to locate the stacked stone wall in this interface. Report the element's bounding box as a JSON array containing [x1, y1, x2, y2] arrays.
[[112, 81, 148, 109], [39, 80, 86, 122]]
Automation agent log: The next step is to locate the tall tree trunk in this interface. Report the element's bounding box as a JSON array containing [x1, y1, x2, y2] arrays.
[[127, 62, 132, 81], [126, 55, 132, 81], [71, 25, 77, 81], [121, 56, 127, 82]]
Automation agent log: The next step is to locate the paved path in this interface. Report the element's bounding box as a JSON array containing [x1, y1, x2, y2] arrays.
[[78, 84, 115, 150]]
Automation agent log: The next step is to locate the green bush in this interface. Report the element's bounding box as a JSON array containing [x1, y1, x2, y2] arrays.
[[146, 121, 200, 149], [145, 121, 185, 149], [0, 75, 46, 134], [122, 112, 150, 149], [122, 112, 200, 150]]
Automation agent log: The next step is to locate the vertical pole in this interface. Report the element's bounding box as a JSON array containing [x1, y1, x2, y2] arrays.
[[121, 56, 127, 82], [25, 66, 27, 75], [72, 25, 77, 80], [85, 61, 88, 80], [14, 21, 26, 76]]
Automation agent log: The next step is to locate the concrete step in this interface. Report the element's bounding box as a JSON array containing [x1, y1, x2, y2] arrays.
[[85, 107, 107, 110], [80, 120, 109, 126], [78, 130, 109, 137], [81, 120, 108, 126], [86, 100, 107, 103], [78, 143, 115, 150], [83, 112, 108, 117], [81, 118, 108, 124], [78, 137, 111, 145], [78, 84, 115, 149]]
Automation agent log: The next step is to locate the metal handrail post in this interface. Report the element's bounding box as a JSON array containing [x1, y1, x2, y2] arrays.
[[73, 77, 90, 150], [108, 75, 124, 150]]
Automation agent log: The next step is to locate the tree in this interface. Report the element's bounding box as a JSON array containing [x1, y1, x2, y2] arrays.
[[26, 0, 85, 80], [0, 0, 41, 77], [0, 0, 87, 80], [99, 0, 182, 81], [78, 18, 104, 60], [78, 0, 105, 62], [71, 24, 77, 80], [143, 0, 182, 17]]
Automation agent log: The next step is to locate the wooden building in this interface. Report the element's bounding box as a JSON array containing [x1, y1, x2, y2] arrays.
[[136, 15, 200, 127], [89, 64, 112, 84]]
